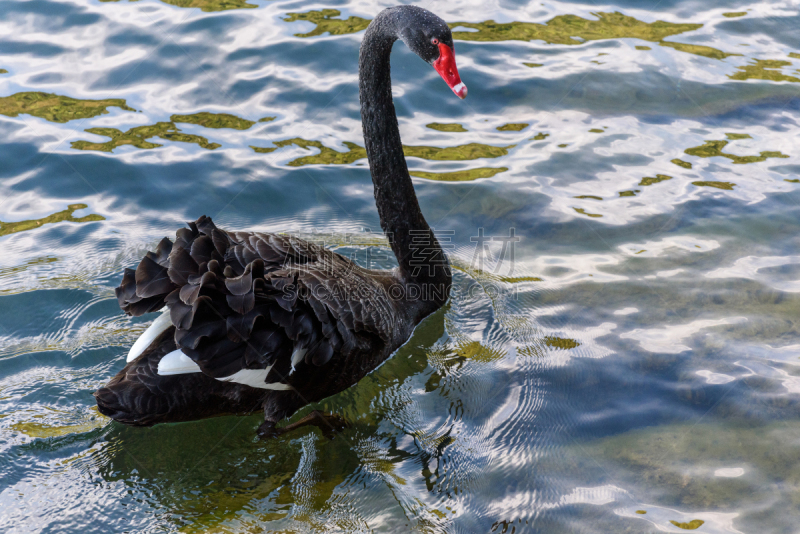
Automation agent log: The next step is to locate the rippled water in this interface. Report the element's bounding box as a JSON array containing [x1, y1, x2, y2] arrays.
[[1, 0, 800, 532]]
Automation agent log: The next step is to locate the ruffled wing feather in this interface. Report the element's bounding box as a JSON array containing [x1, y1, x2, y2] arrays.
[[116, 216, 392, 388]]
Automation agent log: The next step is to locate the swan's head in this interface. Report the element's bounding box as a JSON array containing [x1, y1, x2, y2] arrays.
[[396, 7, 467, 99]]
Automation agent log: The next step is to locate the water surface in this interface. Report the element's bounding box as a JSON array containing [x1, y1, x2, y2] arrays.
[[1, 0, 800, 532]]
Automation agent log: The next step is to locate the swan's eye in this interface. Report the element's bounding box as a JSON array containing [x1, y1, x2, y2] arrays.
[[431, 37, 439, 45]]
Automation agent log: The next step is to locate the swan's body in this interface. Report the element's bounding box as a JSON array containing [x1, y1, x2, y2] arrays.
[[95, 6, 466, 436]]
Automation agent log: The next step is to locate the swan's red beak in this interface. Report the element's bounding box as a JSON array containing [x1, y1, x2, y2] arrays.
[[433, 43, 467, 99]]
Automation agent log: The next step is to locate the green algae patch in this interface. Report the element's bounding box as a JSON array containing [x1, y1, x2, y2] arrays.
[[684, 139, 789, 164], [619, 190, 637, 197], [454, 340, 505, 363], [0, 69, 8, 74], [589, 128, 604, 133], [558, 143, 569, 148], [12, 407, 109, 439], [454, 265, 543, 284], [284, 9, 370, 38], [517, 345, 545, 358], [0, 204, 104, 237], [160, 0, 256, 10], [430, 509, 447, 520], [497, 123, 528, 131], [659, 41, 739, 60], [523, 62, 543, 68], [409, 167, 507, 182], [448, 12, 737, 59], [258, 116, 275, 123], [427, 122, 467, 132], [575, 195, 602, 200], [671, 158, 692, 169], [253, 139, 510, 166], [12, 416, 107, 438], [574, 207, 602, 218], [785, 178, 800, 183], [160, 131, 220, 149], [500, 275, 543, 283], [729, 59, 800, 83], [670, 520, 705, 530], [722, 12, 747, 18], [170, 112, 255, 130], [543, 336, 580, 350], [692, 181, 735, 190], [72, 122, 220, 152], [251, 145, 277, 154], [273, 138, 367, 166], [725, 133, 752, 140], [639, 174, 672, 186], [790, 53, 800, 60], [0, 92, 135, 123], [532, 132, 549, 140], [405, 143, 511, 160], [101, 0, 256, 11], [635, 510, 646, 514], [284, 9, 715, 59], [449, 12, 701, 46]]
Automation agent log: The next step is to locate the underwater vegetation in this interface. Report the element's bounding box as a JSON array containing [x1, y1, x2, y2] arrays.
[[497, 123, 528, 131], [11, 406, 108, 439], [282, 9, 734, 59], [448, 12, 702, 44], [692, 181, 736, 190], [408, 167, 508, 182], [574, 207, 603, 218], [671, 159, 693, 169], [170, 112, 256, 130], [250, 138, 512, 180], [0, 93, 267, 152], [449, 12, 735, 59], [683, 137, 789, 164], [0, 204, 104, 237], [729, 59, 800, 83], [284, 9, 370, 38], [0, 92, 134, 123], [426, 123, 468, 132], [72, 122, 221, 152], [639, 174, 672, 186], [658, 41, 739, 60], [254, 134, 516, 181], [570, 131, 788, 204], [99, 0, 258, 12]]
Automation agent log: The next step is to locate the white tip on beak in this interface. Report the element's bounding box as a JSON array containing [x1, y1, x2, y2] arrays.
[[452, 82, 467, 99]]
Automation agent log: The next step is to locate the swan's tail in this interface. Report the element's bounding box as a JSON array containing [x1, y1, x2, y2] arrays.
[[94, 333, 267, 426]]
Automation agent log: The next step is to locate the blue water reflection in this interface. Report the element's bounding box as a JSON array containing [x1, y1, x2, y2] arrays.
[[1, 0, 800, 532]]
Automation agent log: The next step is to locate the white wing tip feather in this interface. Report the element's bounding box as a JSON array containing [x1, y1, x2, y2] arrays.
[[127, 309, 172, 363], [157, 349, 202, 375], [156, 352, 291, 390], [217, 367, 292, 390], [289, 348, 306, 374]]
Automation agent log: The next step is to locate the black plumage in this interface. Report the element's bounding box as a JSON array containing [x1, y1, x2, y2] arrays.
[[95, 5, 461, 437]]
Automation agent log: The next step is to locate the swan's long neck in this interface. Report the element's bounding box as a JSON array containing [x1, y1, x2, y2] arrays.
[[359, 10, 451, 299]]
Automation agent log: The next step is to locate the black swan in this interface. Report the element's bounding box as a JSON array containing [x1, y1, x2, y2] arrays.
[[94, 5, 466, 438]]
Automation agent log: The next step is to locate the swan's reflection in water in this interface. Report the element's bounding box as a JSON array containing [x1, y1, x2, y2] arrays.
[[88, 306, 450, 530]]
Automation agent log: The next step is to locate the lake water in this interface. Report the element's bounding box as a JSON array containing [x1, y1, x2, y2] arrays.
[[1, 0, 800, 532]]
